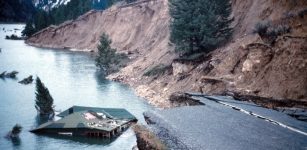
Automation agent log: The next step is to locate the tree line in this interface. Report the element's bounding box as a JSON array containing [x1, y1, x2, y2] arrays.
[[22, 0, 93, 36], [22, 0, 137, 37]]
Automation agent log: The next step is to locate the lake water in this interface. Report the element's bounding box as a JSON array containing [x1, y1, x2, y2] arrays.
[[0, 24, 152, 150]]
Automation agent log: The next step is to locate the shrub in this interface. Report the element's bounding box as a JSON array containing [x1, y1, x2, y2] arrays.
[[274, 25, 291, 35], [258, 24, 291, 37], [22, 21, 36, 37], [11, 124, 22, 135], [298, 8, 307, 18], [95, 33, 129, 74], [143, 64, 171, 77], [252, 21, 271, 36], [7, 124, 22, 138], [5, 34, 23, 40], [253, 21, 291, 44], [95, 33, 117, 72]]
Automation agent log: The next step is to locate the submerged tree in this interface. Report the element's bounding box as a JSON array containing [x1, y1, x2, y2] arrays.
[[95, 33, 119, 74], [35, 77, 54, 117], [7, 124, 22, 138], [169, 0, 233, 55], [11, 124, 22, 136]]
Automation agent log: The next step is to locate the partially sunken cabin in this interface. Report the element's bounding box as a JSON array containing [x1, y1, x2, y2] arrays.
[[30, 106, 137, 138]]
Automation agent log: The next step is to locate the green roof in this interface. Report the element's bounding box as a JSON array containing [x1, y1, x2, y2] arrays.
[[31, 106, 137, 133], [58, 106, 137, 120]]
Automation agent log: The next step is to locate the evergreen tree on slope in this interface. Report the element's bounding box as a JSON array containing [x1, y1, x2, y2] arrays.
[[169, 0, 233, 55]]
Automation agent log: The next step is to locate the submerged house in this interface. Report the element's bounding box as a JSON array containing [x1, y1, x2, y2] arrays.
[[30, 106, 137, 138]]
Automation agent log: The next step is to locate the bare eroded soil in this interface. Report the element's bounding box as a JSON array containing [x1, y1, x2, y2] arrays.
[[26, 0, 307, 108]]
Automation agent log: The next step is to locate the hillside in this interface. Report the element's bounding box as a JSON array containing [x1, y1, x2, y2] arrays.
[[26, 0, 307, 108]]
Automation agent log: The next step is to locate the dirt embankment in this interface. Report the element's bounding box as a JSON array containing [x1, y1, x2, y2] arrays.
[[132, 124, 167, 150], [26, 0, 307, 108]]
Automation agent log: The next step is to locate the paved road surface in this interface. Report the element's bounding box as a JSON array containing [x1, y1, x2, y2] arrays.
[[144, 94, 307, 150]]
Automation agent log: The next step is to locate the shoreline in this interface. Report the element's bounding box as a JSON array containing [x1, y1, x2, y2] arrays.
[[26, 42, 95, 52], [23, 42, 307, 150], [25, 41, 307, 110], [25, 42, 172, 108], [25, 41, 173, 108]]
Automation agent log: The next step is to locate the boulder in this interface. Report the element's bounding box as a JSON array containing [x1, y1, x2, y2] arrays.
[[172, 62, 194, 76]]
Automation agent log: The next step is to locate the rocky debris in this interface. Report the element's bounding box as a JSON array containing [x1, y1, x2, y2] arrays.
[[169, 92, 204, 107], [144, 95, 307, 149], [144, 113, 156, 125], [18, 75, 34, 84], [135, 85, 172, 108], [111, 75, 126, 82], [201, 76, 227, 84], [25, 0, 307, 109], [222, 91, 307, 109], [0, 71, 18, 78], [277, 107, 307, 122], [132, 124, 166, 150]]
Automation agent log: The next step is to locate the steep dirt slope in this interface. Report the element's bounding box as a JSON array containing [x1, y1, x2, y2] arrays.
[[26, 0, 307, 108], [109, 0, 307, 107], [202, 0, 307, 102], [111, 0, 307, 107], [26, 0, 171, 53], [27, 0, 176, 106]]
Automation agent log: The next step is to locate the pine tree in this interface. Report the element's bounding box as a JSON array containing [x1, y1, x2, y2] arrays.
[[7, 124, 22, 138], [22, 21, 36, 37], [35, 77, 54, 116], [11, 124, 22, 136], [169, 0, 233, 56], [95, 33, 118, 73]]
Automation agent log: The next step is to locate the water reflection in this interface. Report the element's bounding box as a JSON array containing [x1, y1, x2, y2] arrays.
[[10, 137, 22, 147], [94, 71, 110, 85], [35, 134, 116, 145], [34, 115, 51, 126]]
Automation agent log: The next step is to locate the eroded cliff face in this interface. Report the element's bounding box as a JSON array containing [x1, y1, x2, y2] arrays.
[[26, 0, 307, 108], [26, 0, 171, 53]]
